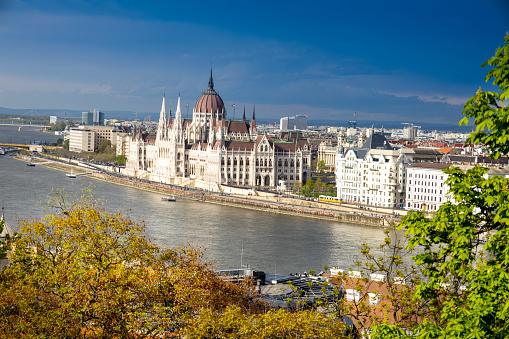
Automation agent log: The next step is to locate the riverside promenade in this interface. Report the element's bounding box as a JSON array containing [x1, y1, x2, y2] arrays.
[[16, 153, 403, 228]]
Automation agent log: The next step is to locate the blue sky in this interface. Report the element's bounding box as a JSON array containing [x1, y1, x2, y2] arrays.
[[0, 0, 507, 124]]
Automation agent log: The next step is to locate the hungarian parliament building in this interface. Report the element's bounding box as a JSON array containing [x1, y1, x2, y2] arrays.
[[122, 71, 312, 191]]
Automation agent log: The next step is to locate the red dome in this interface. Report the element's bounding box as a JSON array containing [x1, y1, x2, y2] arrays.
[[194, 70, 225, 114]]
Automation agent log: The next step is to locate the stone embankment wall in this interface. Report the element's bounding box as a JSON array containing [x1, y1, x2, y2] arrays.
[[93, 173, 390, 228], [196, 194, 388, 227]]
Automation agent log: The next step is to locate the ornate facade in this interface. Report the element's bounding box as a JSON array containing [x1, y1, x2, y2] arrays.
[[123, 71, 312, 191]]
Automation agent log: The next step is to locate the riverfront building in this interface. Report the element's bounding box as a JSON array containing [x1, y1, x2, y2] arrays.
[[69, 126, 125, 152], [122, 70, 312, 191], [335, 132, 442, 209], [405, 163, 452, 211]]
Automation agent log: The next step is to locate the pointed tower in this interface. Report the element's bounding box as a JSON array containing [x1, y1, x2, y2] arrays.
[[176, 94, 182, 120], [168, 104, 172, 127], [250, 105, 257, 139], [242, 105, 246, 121], [158, 94, 167, 126], [208, 67, 214, 91], [157, 94, 167, 141], [174, 94, 184, 144], [209, 111, 217, 144]]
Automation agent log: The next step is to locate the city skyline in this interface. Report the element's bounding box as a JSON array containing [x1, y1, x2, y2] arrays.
[[0, 0, 507, 125]]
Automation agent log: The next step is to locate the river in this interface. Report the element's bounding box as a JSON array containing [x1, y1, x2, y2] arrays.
[[0, 125, 397, 274]]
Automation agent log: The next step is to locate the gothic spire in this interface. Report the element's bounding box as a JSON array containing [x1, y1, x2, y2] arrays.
[[242, 104, 246, 121], [158, 94, 167, 128], [251, 105, 256, 131], [176, 94, 182, 120], [208, 67, 214, 90]]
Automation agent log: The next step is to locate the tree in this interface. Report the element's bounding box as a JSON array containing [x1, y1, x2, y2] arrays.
[[63, 139, 70, 150], [461, 34, 509, 159], [314, 178, 326, 195], [334, 227, 433, 336], [302, 179, 315, 197], [0, 219, 7, 260], [181, 306, 348, 338], [0, 188, 352, 338], [116, 154, 127, 165], [96, 140, 112, 154], [371, 33, 509, 339], [317, 160, 327, 173], [293, 180, 303, 194], [0, 188, 261, 338]]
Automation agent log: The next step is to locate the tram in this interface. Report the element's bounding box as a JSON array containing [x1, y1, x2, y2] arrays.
[[318, 195, 342, 204]]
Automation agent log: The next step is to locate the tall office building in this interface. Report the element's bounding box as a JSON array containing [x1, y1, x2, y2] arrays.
[[82, 109, 105, 125], [295, 115, 307, 130], [280, 116, 300, 131], [403, 125, 418, 140]]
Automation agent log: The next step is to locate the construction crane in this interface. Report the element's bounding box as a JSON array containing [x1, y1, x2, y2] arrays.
[[144, 115, 151, 123], [133, 112, 138, 121], [267, 121, 276, 131]]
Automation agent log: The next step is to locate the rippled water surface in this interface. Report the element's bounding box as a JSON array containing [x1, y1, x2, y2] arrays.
[[0, 126, 403, 274]]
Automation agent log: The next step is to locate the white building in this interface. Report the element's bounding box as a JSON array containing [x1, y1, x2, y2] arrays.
[[69, 128, 95, 152], [336, 133, 442, 209], [405, 163, 452, 211], [69, 125, 124, 152], [280, 117, 295, 131], [280, 115, 307, 131], [123, 70, 312, 191], [403, 125, 419, 140]]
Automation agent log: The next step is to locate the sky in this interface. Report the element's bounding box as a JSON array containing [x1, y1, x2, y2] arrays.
[[0, 0, 507, 125]]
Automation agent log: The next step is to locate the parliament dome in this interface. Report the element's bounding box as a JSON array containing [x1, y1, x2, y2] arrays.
[[194, 70, 225, 114]]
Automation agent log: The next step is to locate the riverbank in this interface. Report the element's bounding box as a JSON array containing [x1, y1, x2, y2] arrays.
[[14, 153, 400, 228], [92, 172, 394, 227]]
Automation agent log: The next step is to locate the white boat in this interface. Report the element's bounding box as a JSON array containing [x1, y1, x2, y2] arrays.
[[66, 169, 77, 178], [161, 196, 176, 202]]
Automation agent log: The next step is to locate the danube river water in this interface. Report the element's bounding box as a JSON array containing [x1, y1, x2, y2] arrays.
[[0, 125, 396, 274]]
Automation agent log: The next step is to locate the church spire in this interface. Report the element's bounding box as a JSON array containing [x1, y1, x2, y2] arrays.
[[158, 94, 167, 134], [176, 94, 182, 120], [242, 104, 246, 121], [159, 94, 167, 122], [250, 105, 257, 133], [208, 67, 214, 90]]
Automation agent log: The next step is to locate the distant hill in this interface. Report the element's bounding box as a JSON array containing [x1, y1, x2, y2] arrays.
[[0, 107, 154, 121]]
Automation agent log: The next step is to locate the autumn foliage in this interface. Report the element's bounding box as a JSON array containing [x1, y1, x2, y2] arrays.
[[0, 188, 347, 338]]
